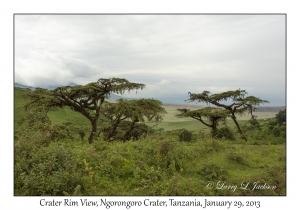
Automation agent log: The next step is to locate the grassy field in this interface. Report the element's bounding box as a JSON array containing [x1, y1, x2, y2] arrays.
[[14, 87, 286, 196], [14, 136, 286, 196], [146, 104, 278, 132]]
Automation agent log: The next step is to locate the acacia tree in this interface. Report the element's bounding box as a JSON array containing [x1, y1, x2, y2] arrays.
[[186, 89, 269, 141], [101, 98, 166, 141], [100, 99, 133, 141], [25, 78, 145, 144], [122, 98, 166, 141], [176, 107, 230, 137]]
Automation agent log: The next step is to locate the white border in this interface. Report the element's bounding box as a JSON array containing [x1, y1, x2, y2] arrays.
[[3, 1, 297, 209]]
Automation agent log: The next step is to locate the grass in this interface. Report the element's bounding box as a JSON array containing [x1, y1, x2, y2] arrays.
[[146, 104, 277, 132], [48, 107, 91, 125], [14, 136, 286, 196], [13, 87, 286, 196]]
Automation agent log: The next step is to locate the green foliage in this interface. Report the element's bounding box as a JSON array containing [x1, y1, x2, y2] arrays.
[[249, 116, 260, 126], [103, 121, 155, 141], [178, 129, 192, 142], [186, 89, 269, 141], [227, 152, 247, 165], [176, 107, 229, 137], [19, 104, 51, 131], [63, 185, 82, 196], [158, 139, 175, 156], [102, 98, 166, 141], [78, 130, 85, 141], [202, 139, 225, 153], [215, 127, 235, 140], [127, 123, 155, 140], [50, 125, 72, 141], [241, 117, 286, 145], [14, 86, 286, 196], [272, 126, 281, 137], [14, 133, 286, 196], [267, 166, 286, 195], [187, 90, 269, 108], [14, 142, 83, 195], [199, 164, 227, 181], [275, 109, 286, 125], [23, 78, 146, 144]]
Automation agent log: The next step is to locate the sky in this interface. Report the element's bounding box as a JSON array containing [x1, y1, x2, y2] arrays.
[[14, 14, 286, 105]]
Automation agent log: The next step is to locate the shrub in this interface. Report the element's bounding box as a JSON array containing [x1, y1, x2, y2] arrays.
[[275, 109, 286, 125], [215, 127, 235, 140], [106, 121, 155, 141], [78, 130, 85, 141], [266, 166, 286, 195], [272, 126, 281, 137], [202, 139, 224, 153], [158, 139, 175, 156], [50, 125, 69, 141], [178, 129, 192, 142], [199, 164, 227, 181], [227, 152, 247, 165], [14, 143, 83, 195]]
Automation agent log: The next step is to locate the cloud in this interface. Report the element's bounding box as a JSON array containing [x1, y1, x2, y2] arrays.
[[14, 15, 286, 105], [158, 79, 171, 85]]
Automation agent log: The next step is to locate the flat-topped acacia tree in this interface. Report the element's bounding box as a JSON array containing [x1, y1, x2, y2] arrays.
[[186, 89, 269, 141], [176, 107, 230, 138], [101, 98, 166, 141], [25, 78, 145, 144]]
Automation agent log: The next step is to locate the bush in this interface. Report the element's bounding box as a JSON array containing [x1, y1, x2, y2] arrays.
[[105, 121, 155, 141], [272, 126, 281, 137], [199, 164, 227, 181], [78, 130, 85, 141], [215, 127, 235, 140], [227, 152, 248, 165], [267, 166, 286, 195], [178, 129, 192, 142], [275, 109, 286, 125], [158, 139, 175, 156], [14, 143, 83, 195], [202, 139, 224, 153]]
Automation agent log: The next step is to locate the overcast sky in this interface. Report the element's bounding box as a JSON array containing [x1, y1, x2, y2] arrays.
[[15, 14, 285, 105]]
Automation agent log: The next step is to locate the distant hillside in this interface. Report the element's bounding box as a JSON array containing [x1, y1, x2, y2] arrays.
[[14, 82, 128, 101], [14, 83, 35, 90], [46, 82, 78, 90], [255, 106, 285, 112], [163, 103, 285, 113]]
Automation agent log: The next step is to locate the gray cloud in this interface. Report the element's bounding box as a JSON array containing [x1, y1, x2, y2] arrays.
[[15, 15, 285, 105]]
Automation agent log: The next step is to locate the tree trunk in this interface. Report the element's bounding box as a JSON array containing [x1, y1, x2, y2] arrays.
[[211, 123, 217, 138], [105, 118, 121, 141], [231, 114, 247, 141], [88, 119, 97, 144], [123, 122, 136, 142], [106, 126, 117, 141]]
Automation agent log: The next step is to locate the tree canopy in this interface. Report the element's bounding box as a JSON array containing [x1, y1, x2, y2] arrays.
[[25, 78, 146, 143], [186, 89, 269, 140], [176, 107, 230, 137], [102, 98, 166, 141]]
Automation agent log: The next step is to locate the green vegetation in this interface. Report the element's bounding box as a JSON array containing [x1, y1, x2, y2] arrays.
[[14, 82, 286, 196], [101, 98, 166, 142], [24, 78, 145, 143], [187, 90, 269, 140], [275, 109, 286, 125], [176, 107, 230, 138]]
